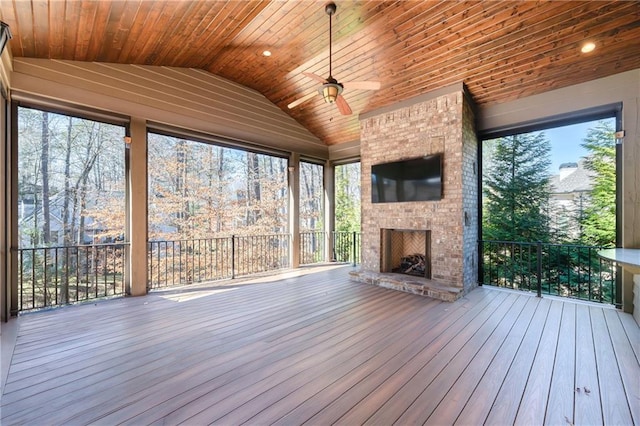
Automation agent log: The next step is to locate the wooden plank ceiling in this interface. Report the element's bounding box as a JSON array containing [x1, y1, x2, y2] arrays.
[[1, 1, 639, 146]]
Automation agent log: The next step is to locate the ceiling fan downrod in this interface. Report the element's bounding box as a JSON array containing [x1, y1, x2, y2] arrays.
[[321, 2, 343, 104], [326, 2, 336, 80]]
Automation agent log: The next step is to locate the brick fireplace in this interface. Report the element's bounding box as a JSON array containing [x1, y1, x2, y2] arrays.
[[350, 84, 478, 301]]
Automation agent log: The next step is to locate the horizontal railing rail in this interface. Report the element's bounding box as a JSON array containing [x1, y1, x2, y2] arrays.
[[332, 231, 361, 266], [17, 243, 128, 312], [300, 231, 326, 265], [148, 233, 291, 289], [481, 240, 618, 305]]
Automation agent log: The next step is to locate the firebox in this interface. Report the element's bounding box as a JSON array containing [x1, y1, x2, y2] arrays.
[[380, 229, 431, 279]]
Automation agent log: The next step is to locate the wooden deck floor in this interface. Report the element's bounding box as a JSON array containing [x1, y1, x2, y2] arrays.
[[1, 265, 639, 425]]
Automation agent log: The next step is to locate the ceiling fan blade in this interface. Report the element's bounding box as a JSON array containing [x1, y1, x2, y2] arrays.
[[346, 81, 381, 91], [303, 72, 327, 83], [287, 91, 318, 109], [335, 94, 352, 115]]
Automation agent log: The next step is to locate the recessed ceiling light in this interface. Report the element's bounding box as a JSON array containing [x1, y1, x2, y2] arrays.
[[581, 42, 596, 53], [262, 50, 272, 57]]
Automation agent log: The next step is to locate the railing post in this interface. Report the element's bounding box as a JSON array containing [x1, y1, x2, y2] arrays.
[[478, 240, 483, 286], [537, 241, 542, 298], [352, 231, 357, 267], [231, 235, 236, 279]]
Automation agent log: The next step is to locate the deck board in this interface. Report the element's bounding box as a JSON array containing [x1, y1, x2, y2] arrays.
[[590, 307, 634, 425], [574, 303, 604, 425], [619, 311, 640, 362], [361, 290, 512, 425], [602, 308, 640, 425], [514, 300, 564, 425], [453, 294, 540, 425], [398, 293, 527, 425], [116, 290, 431, 425], [274, 286, 493, 425], [1, 265, 638, 426], [425, 295, 537, 425], [4, 277, 367, 402], [544, 302, 576, 425], [484, 297, 552, 424]]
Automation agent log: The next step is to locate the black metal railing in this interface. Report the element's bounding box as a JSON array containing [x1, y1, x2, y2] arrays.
[[17, 243, 128, 312], [300, 231, 326, 265], [16, 231, 357, 311], [332, 231, 361, 265], [148, 237, 233, 288], [481, 240, 618, 305], [233, 234, 290, 278], [148, 234, 290, 288]]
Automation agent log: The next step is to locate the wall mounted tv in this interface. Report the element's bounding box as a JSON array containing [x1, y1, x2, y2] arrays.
[[371, 154, 443, 203]]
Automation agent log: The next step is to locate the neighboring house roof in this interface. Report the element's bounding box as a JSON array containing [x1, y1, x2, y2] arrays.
[[549, 160, 594, 194], [18, 190, 121, 230]]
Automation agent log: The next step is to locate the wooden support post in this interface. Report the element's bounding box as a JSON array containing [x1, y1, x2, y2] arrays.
[[324, 161, 335, 262], [127, 117, 148, 296], [289, 153, 300, 268]]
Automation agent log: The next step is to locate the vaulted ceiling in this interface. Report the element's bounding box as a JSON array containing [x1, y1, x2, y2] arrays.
[[1, 1, 639, 146]]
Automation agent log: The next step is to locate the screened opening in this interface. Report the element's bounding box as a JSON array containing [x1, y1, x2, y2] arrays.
[[334, 162, 361, 264], [16, 106, 127, 310], [299, 161, 324, 264], [480, 116, 619, 304], [147, 132, 289, 286]]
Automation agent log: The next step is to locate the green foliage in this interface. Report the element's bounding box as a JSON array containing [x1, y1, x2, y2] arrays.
[[481, 120, 618, 305], [335, 163, 361, 232], [579, 121, 616, 247], [483, 133, 551, 242], [482, 241, 616, 304], [300, 161, 324, 232]]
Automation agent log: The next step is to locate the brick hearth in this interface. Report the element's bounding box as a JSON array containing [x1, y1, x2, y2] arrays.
[[349, 270, 463, 302]]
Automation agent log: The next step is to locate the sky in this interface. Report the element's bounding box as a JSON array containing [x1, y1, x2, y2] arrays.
[[544, 121, 592, 173], [541, 118, 615, 174]]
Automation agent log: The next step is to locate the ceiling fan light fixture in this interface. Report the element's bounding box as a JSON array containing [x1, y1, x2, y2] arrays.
[[321, 81, 343, 103]]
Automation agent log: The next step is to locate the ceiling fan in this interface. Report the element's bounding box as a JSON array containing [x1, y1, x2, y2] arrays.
[[287, 2, 380, 115]]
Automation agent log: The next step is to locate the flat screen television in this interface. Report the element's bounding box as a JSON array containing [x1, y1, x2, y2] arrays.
[[371, 154, 443, 203]]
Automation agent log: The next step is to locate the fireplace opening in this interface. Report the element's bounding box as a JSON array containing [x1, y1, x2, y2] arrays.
[[381, 229, 431, 279]]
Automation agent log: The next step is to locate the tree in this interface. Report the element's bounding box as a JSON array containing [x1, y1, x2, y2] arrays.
[[300, 161, 323, 232], [246, 152, 262, 226], [579, 121, 616, 246], [147, 134, 288, 240], [335, 163, 361, 232], [19, 107, 126, 247], [40, 111, 52, 245], [483, 132, 552, 242]]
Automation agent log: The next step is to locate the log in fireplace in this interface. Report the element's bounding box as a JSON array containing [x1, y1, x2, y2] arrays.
[[397, 253, 427, 276]]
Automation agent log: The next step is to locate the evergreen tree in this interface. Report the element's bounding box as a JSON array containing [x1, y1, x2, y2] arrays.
[[335, 163, 361, 232], [580, 121, 616, 246], [483, 132, 552, 242]]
